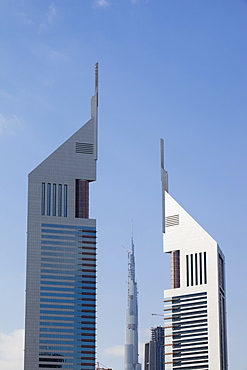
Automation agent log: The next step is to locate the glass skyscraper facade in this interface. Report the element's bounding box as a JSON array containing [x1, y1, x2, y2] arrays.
[[144, 326, 164, 370], [24, 65, 99, 370]]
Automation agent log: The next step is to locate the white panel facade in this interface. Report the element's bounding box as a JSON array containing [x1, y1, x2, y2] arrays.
[[161, 140, 227, 370]]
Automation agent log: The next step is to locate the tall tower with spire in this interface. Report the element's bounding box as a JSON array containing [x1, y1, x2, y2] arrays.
[[161, 139, 228, 369], [24, 64, 99, 370], [124, 236, 142, 370]]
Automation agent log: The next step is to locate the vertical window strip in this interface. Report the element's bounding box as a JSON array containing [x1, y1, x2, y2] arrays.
[[219, 294, 227, 369], [186, 255, 189, 287], [204, 252, 207, 284], [199, 252, 202, 285], [47, 183, 51, 216], [64, 185, 68, 217], [171, 251, 180, 289], [75, 180, 89, 218], [190, 254, 194, 286], [58, 184, 62, 217], [195, 253, 198, 285], [219, 255, 225, 290], [41, 183, 45, 215], [53, 184, 56, 216]]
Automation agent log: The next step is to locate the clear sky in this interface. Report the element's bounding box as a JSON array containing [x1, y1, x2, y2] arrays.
[[0, 0, 246, 369]]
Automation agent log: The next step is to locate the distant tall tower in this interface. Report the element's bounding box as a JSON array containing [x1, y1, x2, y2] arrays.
[[161, 139, 228, 369], [144, 327, 164, 370], [124, 237, 142, 370], [24, 64, 99, 370]]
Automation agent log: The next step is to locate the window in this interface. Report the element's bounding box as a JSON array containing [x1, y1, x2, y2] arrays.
[[190, 254, 194, 286], [52, 184, 56, 216], [41, 183, 45, 215], [64, 185, 68, 217], [186, 255, 189, 287], [58, 184, 62, 217], [47, 184, 51, 216], [204, 252, 207, 284], [75, 180, 89, 218], [199, 253, 202, 285], [171, 250, 180, 288], [195, 253, 198, 285]]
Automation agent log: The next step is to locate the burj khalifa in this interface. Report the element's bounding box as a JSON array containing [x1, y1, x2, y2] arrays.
[[124, 237, 142, 370]]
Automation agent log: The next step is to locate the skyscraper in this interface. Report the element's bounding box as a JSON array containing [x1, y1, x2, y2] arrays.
[[161, 139, 228, 369], [24, 64, 99, 370], [124, 237, 142, 370], [144, 327, 164, 370]]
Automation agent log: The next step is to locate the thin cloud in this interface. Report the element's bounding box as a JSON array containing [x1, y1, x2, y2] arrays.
[[130, 0, 150, 3], [93, 0, 110, 8], [0, 113, 23, 136], [103, 345, 124, 357], [0, 330, 24, 370], [0, 89, 14, 101], [47, 3, 57, 23], [49, 49, 67, 61], [18, 12, 34, 26], [39, 3, 58, 33]]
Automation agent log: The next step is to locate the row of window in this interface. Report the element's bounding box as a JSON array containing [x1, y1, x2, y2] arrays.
[[40, 328, 74, 333], [39, 366, 74, 369], [186, 252, 207, 286], [40, 321, 94, 328], [40, 275, 75, 280], [42, 235, 77, 240], [172, 346, 208, 356], [171, 292, 207, 301], [172, 299, 207, 310], [41, 281, 74, 287], [173, 327, 208, 336], [172, 319, 208, 331], [173, 365, 208, 370], [42, 183, 68, 217], [41, 240, 76, 247], [39, 351, 93, 356], [172, 302, 207, 313], [40, 331, 95, 339], [41, 253, 96, 261], [41, 224, 96, 231], [41, 265, 75, 279], [173, 355, 208, 364], [40, 310, 74, 316], [39, 358, 73, 363], [41, 281, 96, 287], [41, 299, 92, 304], [41, 258, 76, 264]]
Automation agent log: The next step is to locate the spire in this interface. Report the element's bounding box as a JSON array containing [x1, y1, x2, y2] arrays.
[[160, 138, 168, 193], [91, 62, 98, 118], [129, 233, 135, 283], [91, 62, 98, 160], [131, 219, 134, 255], [125, 233, 141, 370], [95, 62, 99, 96], [161, 138, 168, 233]]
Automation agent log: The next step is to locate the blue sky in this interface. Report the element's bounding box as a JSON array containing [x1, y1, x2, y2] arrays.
[[0, 0, 246, 369]]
